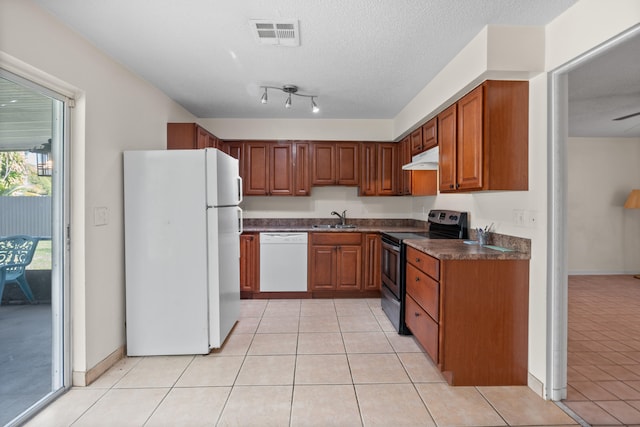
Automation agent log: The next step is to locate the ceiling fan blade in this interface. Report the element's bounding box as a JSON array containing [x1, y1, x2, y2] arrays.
[[613, 111, 640, 121]]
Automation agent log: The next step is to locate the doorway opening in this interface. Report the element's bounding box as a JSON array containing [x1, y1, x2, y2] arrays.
[[547, 24, 640, 406]]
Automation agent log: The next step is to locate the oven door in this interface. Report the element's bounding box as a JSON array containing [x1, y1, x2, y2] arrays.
[[381, 238, 401, 299]]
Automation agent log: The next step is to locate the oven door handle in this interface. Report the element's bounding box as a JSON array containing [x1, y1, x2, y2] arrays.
[[382, 240, 401, 253]]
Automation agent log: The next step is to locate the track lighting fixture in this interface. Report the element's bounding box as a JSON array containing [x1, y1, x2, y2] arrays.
[[259, 84, 319, 113]]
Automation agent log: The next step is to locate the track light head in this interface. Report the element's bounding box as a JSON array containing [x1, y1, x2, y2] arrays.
[[258, 84, 318, 113]]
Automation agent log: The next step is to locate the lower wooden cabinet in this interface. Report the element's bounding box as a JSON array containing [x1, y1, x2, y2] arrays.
[[405, 245, 529, 386], [308, 233, 362, 293], [245, 231, 381, 298], [363, 233, 381, 291], [239, 233, 259, 298]]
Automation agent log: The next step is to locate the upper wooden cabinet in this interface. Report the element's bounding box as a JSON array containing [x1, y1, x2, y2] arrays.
[[409, 117, 437, 156], [438, 103, 458, 192], [422, 118, 438, 151], [243, 141, 295, 196], [311, 142, 359, 186], [438, 80, 529, 193], [223, 141, 242, 160], [293, 142, 311, 196], [359, 142, 399, 196], [410, 127, 423, 156], [167, 123, 221, 150], [400, 136, 412, 195]]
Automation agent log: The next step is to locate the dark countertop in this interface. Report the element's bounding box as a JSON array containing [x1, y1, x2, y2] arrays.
[[242, 225, 428, 233], [404, 238, 530, 260], [242, 218, 531, 260], [242, 218, 428, 234]]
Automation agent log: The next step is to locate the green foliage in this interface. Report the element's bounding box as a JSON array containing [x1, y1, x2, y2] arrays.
[[0, 152, 28, 195], [0, 151, 52, 196]]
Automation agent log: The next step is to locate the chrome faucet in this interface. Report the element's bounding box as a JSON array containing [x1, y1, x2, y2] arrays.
[[331, 210, 347, 226]]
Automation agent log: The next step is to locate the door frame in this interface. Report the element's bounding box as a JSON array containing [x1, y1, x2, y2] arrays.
[[546, 23, 640, 401], [0, 66, 72, 424]]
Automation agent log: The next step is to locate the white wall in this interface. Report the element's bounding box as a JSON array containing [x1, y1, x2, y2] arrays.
[[568, 137, 640, 274], [242, 187, 413, 219], [0, 0, 196, 383]]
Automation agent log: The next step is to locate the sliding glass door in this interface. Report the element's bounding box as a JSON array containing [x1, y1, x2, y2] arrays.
[[0, 71, 69, 426]]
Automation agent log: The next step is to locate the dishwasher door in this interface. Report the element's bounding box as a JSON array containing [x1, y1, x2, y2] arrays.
[[259, 233, 308, 292]]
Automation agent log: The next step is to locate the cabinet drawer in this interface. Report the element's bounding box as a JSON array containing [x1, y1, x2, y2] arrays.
[[311, 232, 362, 246], [406, 246, 439, 280], [405, 294, 439, 363], [406, 263, 439, 321]]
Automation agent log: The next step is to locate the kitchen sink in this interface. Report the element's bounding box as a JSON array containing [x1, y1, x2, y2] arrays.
[[312, 224, 357, 229]]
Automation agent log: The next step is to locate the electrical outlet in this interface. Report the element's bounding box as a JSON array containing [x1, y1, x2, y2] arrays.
[[513, 209, 525, 226], [525, 210, 538, 228]]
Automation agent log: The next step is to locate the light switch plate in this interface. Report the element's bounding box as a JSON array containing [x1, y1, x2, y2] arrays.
[[94, 206, 109, 226]]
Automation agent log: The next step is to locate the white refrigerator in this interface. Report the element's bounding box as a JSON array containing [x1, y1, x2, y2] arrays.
[[123, 148, 242, 356]]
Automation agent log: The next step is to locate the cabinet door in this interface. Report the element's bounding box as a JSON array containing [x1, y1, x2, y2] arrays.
[[311, 143, 336, 185], [223, 142, 242, 160], [240, 233, 259, 295], [294, 142, 311, 196], [196, 126, 209, 149], [410, 127, 423, 155], [400, 136, 411, 195], [376, 143, 398, 195], [438, 104, 457, 192], [309, 245, 336, 290], [336, 245, 362, 291], [405, 294, 439, 363], [244, 142, 269, 195], [167, 123, 197, 150], [363, 233, 381, 291], [336, 143, 359, 185], [422, 118, 438, 151], [269, 143, 294, 196], [359, 142, 377, 196], [456, 85, 484, 191]]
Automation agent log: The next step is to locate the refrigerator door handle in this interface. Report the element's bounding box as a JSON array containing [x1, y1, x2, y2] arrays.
[[237, 207, 243, 235], [236, 176, 243, 204]]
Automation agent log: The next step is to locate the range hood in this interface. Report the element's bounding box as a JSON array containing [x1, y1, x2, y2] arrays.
[[402, 146, 439, 170]]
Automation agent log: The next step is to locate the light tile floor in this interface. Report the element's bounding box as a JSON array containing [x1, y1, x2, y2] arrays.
[[564, 275, 640, 426], [27, 298, 577, 427]]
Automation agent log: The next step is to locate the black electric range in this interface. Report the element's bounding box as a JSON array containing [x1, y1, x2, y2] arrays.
[[380, 210, 468, 334]]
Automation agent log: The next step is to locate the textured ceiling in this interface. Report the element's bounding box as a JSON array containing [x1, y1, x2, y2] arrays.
[[568, 31, 640, 138], [32, 0, 577, 120], [3, 0, 639, 152]]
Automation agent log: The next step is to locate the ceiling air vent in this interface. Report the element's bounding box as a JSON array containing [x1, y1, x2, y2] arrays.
[[249, 20, 300, 47]]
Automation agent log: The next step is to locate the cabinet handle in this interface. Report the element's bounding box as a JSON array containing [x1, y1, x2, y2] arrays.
[[415, 277, 420, 282], [415, 257, 421, 263], [414, 312, 420, 317], [449, 184, 454, 189]]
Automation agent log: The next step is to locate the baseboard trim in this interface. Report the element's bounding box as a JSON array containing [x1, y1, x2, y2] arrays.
[[527, 372, 544, 398], [72, 345, 125, 386]]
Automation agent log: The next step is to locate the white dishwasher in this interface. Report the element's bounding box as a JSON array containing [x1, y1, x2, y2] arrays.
[[259, 233, 308, 292]]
